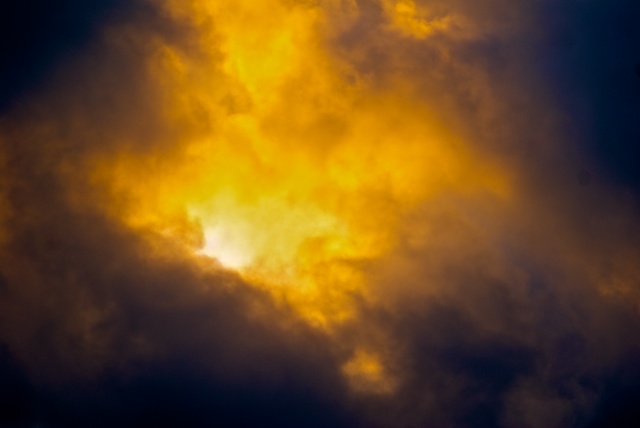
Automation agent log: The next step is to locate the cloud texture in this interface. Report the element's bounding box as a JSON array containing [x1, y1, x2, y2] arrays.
[[1, 0, 640, 427]]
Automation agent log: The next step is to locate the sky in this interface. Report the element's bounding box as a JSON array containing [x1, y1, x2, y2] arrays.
[[0, 0, 639, 427]]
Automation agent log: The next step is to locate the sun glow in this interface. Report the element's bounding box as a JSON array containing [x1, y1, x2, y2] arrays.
[[199, 227, 250, 269], [92, 0, 510, 330]]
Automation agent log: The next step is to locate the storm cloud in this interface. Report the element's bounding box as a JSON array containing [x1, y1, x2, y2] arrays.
[[1, 1, 640, 427]]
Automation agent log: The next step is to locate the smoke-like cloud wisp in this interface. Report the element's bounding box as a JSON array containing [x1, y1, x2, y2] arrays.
[[1, 0, 640, 427]]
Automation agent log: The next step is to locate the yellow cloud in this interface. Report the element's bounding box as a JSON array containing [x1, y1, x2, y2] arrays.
[[88, 0, 511, 333], [383, 0, 454, 39]]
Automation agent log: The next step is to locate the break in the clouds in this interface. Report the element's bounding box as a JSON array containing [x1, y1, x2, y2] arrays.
[[1, 0, 640, 427]]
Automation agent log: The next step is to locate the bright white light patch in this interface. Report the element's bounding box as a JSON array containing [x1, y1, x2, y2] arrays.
[[199, 226, 250, 269]]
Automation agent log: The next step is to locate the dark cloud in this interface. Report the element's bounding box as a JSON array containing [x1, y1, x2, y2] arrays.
[[0, 344, 33, 427], [533, 0, 640, 194], [589, 347, 640, 428], [0, 143, 357, 427], [0, 4, 357, 427], [0, 0, 128, 112], [2, 0, 640, 427], [343, 181, 640, 428]]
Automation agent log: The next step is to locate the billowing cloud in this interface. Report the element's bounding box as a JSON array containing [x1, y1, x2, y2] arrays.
[[1, 0, 639, 427]]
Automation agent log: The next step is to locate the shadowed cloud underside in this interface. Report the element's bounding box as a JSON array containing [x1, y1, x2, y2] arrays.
[[1, 0, 640, 427]]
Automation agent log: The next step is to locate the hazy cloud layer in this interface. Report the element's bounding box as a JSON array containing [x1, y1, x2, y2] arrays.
[[1, 1, 639, 427]]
